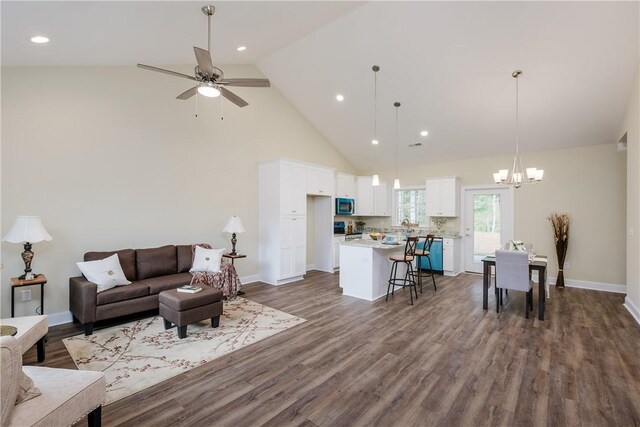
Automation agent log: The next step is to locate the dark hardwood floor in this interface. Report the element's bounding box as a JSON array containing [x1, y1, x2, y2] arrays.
[[25, 271, 640, 426]]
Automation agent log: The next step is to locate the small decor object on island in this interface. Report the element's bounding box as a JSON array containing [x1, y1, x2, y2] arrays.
[[223, 215, 245, 255], [2, 216, 52, 280], [549, 213, 570, 288]]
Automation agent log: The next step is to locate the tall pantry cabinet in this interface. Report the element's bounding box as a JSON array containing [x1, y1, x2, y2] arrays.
[[259, 160, 307, 285]]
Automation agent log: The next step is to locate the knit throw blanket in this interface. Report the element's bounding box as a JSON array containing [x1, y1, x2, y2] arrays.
[[190, 244, 242, 299]]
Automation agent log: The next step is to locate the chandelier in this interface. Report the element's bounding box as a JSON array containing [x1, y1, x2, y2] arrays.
[[493, 70, 544, 188]]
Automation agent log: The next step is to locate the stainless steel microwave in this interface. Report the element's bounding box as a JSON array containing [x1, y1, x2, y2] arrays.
[[335, 198, 355, 215]]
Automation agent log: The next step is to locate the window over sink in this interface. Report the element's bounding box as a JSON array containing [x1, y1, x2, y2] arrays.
[[393, 187, 427, 227]]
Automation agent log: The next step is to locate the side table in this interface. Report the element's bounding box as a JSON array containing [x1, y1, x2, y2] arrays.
[[11, 275, 47, 317], [222, 253, 246, 295]]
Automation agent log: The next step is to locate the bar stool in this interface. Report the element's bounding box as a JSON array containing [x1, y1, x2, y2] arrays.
[[412, 234, 437, 293], [386, 237, 419, 305]]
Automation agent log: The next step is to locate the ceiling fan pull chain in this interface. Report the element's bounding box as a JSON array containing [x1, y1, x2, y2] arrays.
[[195, 91, 198, 118], [220, 94, 224, 120]]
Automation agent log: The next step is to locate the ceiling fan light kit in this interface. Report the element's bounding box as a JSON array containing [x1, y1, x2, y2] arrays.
[[137, 4, 270, 108], [493, 70, 544, 188]]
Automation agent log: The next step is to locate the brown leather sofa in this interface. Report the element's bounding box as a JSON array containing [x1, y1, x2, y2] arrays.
[[70, 244, 203, 335]]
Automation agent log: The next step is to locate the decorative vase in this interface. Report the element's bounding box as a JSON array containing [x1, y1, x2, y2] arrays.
[[556, 269, 565, 288]]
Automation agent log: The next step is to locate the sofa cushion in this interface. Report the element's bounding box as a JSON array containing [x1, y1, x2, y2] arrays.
[[16, 371, 41, 404], [8, 366, 105, 427], [96, 282, 150, 306], [136, 245, 177, 280], [84, 249, 136, 282], [176, 245, 193, 273], [139, 273, 193, 295]]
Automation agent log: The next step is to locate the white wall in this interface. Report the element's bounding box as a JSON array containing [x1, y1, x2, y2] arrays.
[[620, 65, 640, 321], [365, 143, 627, 287], [1, 65, 358, 318]]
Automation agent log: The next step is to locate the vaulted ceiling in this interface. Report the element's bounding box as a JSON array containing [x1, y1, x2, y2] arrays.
[[3, 1, 638, 169]]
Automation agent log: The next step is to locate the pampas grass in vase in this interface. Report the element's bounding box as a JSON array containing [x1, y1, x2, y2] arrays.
[[548, 213, 570, 288]]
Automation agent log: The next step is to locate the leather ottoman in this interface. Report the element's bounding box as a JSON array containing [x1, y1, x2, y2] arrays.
[[158, 288, 223, 339]]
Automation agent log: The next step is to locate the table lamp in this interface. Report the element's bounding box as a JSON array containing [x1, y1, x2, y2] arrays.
[[2, 216, 53, 280], [223, 216, 245, 256]]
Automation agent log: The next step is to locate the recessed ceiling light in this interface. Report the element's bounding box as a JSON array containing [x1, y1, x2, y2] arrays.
[[30, 35, 50, 44], [371, 139, 379, 145], [236, 46, 247, 52], [420, 130, 429, 137], [336, 94, 344, 102]]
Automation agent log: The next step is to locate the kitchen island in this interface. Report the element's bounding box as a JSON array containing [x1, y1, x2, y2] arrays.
[[339, 239, 407, 301]]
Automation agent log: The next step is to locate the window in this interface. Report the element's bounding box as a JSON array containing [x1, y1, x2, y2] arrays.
[[394, 187, 427, 226]]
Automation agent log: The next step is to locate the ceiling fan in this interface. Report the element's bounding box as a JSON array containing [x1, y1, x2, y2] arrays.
[[137, 4, 270, 108]]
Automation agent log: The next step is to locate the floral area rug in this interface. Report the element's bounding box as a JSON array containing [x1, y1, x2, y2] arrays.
[[63, 298, 306, 405]]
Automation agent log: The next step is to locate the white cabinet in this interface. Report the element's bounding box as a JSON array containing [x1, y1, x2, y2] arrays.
[[442, 238, 461, 276], [333, 235, 346, 269], [356, 177, 375, 216], [426, 177, 460, 217], [373, 184, 389, 216], [280, 162, 307, 215], [280, 216, 306, 279], [336, 174, 357, 199], [307, 166, 334, 196], [356, 176, 390, 216], [259, 159, 309, 285]]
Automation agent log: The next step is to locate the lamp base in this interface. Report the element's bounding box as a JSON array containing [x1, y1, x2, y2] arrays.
[[19, 272, 36, 281], [230, 233, 238, 256], [20, 242, 35, 281]]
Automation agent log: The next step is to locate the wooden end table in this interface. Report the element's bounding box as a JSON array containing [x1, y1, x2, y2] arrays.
[[11, 275, 47, 318], [223, 253, 246, 295]]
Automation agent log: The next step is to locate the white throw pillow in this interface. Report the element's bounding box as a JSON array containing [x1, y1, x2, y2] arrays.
[[76, 254, 132, 293], [190, 246, 225, 273]]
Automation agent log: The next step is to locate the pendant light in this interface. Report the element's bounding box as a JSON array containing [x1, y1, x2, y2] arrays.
[[371, 65, 381, 187], [493, 70, 544, 187], [393, 101, 401, 190]]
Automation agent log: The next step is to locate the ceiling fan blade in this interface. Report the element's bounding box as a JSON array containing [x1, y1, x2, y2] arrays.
[[221, 87, 249, 108], [219, 78, 271, 88], [193, 46, 214, 76], [176, 86, 199, 100], [137, 64, 197, 81]]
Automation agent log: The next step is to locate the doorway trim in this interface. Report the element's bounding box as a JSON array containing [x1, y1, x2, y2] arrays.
[[461, 184, 515, 273]]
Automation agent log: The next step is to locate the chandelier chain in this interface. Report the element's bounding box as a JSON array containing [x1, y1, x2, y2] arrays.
[[515, 74, 519, 155]]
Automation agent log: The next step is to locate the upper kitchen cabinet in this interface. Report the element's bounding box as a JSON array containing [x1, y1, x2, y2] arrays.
[[426, 177, 460, 217], [260, 160, 307, 215], [356, 176, 390, 216], [307, 165, 334, 196], [336, 173, 357, 199]]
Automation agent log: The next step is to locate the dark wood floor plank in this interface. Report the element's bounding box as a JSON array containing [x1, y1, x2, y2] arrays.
[[30, 270, 639, 427]]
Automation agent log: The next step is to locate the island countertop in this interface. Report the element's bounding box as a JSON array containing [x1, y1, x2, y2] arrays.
[[340, 239, 405, 250]]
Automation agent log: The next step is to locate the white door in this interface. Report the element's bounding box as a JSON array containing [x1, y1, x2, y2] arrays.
[[463, 187, 514, 273]]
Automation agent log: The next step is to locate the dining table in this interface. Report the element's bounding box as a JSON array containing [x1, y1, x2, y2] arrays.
[[481, 255, 548, 320]]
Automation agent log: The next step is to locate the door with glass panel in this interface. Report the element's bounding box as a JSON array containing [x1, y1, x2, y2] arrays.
[[464, 187, 514, 273]]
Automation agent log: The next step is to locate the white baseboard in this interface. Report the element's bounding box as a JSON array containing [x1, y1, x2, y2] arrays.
[[48, 310, 73, 326], [240, 274, 260, 285], [624, 297, 640, 326], [546, 276, 626, 294]]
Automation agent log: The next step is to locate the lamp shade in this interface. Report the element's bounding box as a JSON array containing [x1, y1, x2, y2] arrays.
[[2, 216, 52, 243], [223, 216, 245, 234]]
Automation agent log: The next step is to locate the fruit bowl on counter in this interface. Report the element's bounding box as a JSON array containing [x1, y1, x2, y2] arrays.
[[369, 233, 387, 241]]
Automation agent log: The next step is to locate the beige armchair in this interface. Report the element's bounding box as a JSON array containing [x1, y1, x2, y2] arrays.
[[0, 336, 106, 427]]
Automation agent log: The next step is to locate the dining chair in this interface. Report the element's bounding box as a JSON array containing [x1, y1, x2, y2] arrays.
[[386, 237, 419, 305], [411, 234, 437, 293], [495, 250, 533, 318]]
